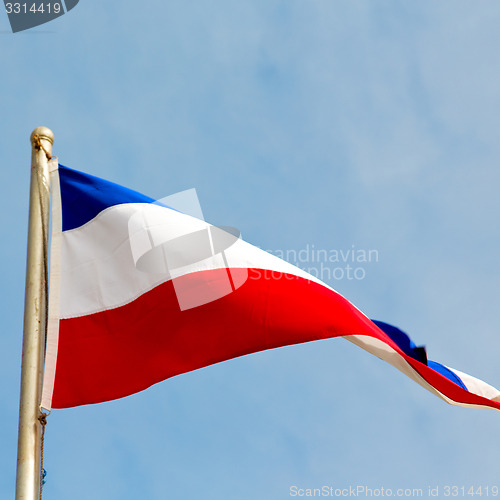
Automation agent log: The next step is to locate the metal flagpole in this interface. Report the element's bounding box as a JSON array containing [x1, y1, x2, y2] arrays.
[[15, 127, 54, 500]]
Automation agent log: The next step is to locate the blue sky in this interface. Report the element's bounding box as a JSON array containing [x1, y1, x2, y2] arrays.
[[1, 1, 500, 498]]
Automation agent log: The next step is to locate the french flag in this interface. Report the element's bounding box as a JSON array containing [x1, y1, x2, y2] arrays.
[[41, 163, 500, 411]]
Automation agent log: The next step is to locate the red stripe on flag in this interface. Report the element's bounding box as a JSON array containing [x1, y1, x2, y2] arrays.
[[51, 268, 500, 410]]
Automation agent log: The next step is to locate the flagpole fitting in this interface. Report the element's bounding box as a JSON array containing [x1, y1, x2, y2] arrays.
[[30, 127, 54, 162]]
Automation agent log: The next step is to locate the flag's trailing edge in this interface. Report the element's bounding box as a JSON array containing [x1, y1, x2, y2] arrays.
[[41, 164, 500, 411]]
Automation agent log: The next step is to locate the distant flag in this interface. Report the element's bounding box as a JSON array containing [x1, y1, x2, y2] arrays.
[[41, 163, 500, 411]]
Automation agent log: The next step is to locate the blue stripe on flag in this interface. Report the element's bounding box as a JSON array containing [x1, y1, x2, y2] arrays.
[[372, 320, 469, 391], [372, 320, 427, 364], [427, 361, 468, 391], [59, 164, 155, 231]]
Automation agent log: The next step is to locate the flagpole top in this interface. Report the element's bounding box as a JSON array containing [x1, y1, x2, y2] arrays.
[[30, 127, 54, 147]]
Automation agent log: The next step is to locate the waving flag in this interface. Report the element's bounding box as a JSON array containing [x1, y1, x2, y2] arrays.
[[41, 163, 500, 411]]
